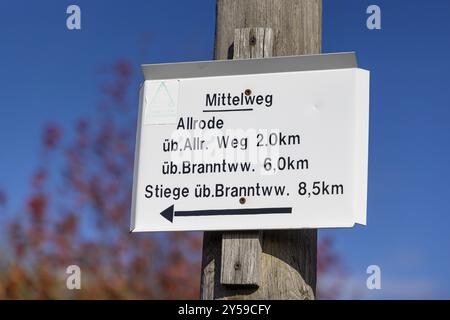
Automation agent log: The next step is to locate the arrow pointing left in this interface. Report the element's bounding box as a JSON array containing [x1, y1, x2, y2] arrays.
[[160, 205, 292, 223]]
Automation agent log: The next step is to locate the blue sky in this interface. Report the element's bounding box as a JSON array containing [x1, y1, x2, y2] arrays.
[[1, 0, 450, 299]]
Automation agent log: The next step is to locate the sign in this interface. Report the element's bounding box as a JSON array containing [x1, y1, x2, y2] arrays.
[[130, 53, 370, 232]]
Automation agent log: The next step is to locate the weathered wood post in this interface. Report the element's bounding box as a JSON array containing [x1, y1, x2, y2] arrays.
[[200, 0, 322, 300]]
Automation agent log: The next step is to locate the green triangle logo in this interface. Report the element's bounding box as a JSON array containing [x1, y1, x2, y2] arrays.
[[149, 81, 176, 114]]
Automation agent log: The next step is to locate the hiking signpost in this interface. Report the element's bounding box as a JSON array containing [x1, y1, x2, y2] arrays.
[[131, 0, 370, 300]]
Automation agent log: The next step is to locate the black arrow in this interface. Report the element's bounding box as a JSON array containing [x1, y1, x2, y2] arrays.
[[160, 205, 292, 223]]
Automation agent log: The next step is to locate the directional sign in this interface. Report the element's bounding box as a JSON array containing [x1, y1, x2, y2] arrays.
[[130, 52, 370, 232]]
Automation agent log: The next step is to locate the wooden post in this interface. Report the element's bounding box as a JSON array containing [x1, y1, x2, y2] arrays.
[[201, 0, 321, 300]]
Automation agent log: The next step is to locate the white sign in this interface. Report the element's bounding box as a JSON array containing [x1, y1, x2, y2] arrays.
[[131, 53, 370, 232]]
